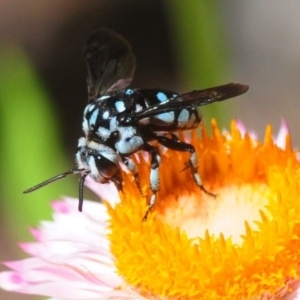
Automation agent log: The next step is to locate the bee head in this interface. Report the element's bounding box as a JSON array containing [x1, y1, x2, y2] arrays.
[[76, 137, 119, 183], [24, 138, 121, 213]]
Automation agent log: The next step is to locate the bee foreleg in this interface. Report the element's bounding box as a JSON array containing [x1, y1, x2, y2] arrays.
[[122, 156, 143, 196], [141, 144, 161, 221], [111, 171, 123, 192]]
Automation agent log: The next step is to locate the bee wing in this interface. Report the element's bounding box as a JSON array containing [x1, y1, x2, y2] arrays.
[[84, 29, 136, 101], [132, 83, 249, 121]]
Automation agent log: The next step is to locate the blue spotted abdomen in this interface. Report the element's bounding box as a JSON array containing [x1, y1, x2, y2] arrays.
[[82, 88, 202, 139], [134, 88, 202, 132]]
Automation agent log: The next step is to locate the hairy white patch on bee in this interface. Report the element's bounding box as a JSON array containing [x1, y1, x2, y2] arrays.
[[190, 152, 198, 168], [156, 92, 168, 102], [76, 138, 88, 169], [82, 117, 89, 133], [125, 89, 134, 95], [135, 104, 143, 112], [96, 126, 111, 139], [150, 154, 161, 191], [102, 110, 110, 119], [89, 108, 99, 126], [99, 95, 110, 101], [150, 168, 159, 191], [109, 116, 118, 130], [87, 104, 95, 113], [77, 137, 87, 147], [115, 100, 126, 112], [114, 126, 143, 154], [86, 155, 98, 179], [155, 111, 175, 123], [84, 104, 90, 115], [88, 141, 119, 163]]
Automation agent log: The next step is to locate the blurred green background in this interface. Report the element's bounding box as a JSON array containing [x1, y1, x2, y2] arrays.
[[1, 1, 300, 299]]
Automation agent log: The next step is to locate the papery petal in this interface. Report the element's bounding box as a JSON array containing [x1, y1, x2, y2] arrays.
[[229, 119, 291, 150], [235, 119, 258, 140], [1, 119, 299, 300], [275, 118, 290, 149], [84, 176, 120, 205], [0, 198, 126, 299]]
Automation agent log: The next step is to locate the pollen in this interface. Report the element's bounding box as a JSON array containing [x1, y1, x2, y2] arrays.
[[106, 119, 300, 299]]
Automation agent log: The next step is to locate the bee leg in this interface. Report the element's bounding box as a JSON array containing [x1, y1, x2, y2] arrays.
[[156, 135, 216, 198], [169, 133, 180, 141], [122, 156, 143, 196], [141, 144, 161, 221], [111, 170, 123, 192], [188, 151, 216, 197]]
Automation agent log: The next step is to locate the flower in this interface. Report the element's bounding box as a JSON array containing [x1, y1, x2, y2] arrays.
[[1, 119, 300, 300]]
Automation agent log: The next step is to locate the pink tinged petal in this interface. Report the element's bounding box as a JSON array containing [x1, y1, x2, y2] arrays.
[[235, 119, 257, 140], [18, 240, 110, 260], [0, 264, 135, 299], [33, 198, 110, 244], [295, 288, 300, 300], [84, 176, 120, 205], [48, 288, 148, 300], [275, 118, 290, 149], [280, 280, 300, 299], [0, 272, 26, 290], [0, 269, 119, 299], [0, 198, 129, 299], [52, 197, 108, 222], [30, 227, 43, 240], [3, 256, 121, 286], [233, 119, 291, 150], [235, 119, 247, 136]]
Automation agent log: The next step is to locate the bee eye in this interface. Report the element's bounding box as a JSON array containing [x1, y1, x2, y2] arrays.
[[95, 155, 118, 178]]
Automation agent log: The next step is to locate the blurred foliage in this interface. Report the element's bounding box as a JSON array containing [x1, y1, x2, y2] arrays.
[[0, 46, 75, 240], [166, 0, 233, 128]]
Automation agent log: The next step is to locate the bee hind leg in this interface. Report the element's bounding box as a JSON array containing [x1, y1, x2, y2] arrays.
[[188, 151, 216, 197], [156, 135, 216, 198]]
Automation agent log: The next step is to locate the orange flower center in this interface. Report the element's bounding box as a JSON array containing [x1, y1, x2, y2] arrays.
[[106, 120, 300, 299]]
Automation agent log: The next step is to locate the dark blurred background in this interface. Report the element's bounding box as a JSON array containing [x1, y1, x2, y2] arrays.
[[1, 1, 300, 299]]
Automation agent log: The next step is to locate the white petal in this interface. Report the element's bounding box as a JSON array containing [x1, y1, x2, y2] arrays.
[[84, 176, 120, 205], [0, 198, 128, 299]]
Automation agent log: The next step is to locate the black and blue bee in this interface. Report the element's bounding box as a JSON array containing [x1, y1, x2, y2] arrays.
[[24, 29, 249, 220]]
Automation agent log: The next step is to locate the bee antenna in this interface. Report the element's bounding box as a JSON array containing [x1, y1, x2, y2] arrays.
[[78, 173, 89, 212], [23, 168, 86, 194]]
